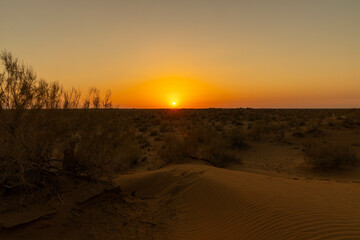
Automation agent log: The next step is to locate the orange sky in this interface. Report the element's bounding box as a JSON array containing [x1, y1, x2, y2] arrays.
[[1, 0, 360, 108], [114, 77, 235, 108]]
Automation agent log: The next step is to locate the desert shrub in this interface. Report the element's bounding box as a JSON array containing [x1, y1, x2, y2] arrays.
[[61, 111, 141, 178], [292, 128, 305, 138], [271, 123, 288, 143], [0, 51, 67, 189], [227, 128, 248, 150], [342, 117, 356, 129], [305, 119, 324, 137], [160, 125, 241, 167], [102, 90, 112, 108], [249, 120, 268, 141], [303, 139, 358, 170], [159, 122, 174, 133], [150, 130, 159, 136], [326, 118, 336, 128], [0, 51, 128, 192], [203, 145, 240, 168], [214, 123, 224, 132], [63, 87, 81, 109], [0, 110, 70, 189], [232, 120, 244, 127], [137, 134, 150, 149], [159, 134, 195, 164], [138, 124, 149, 133]]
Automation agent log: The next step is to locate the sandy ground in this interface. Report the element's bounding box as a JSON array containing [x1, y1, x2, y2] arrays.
[[116, 164, 360, 240], [0, 177, 171, 240], [1, 163, 360, 239]]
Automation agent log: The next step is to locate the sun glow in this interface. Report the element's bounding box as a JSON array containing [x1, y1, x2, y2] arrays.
[[115, 77, 233, 108]]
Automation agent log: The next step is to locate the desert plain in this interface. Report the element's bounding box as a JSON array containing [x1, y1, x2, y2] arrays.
[[1, 108, 360, 240]]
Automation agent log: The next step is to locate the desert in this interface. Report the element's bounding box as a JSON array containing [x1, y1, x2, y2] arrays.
[[2, 1, 360, 239]]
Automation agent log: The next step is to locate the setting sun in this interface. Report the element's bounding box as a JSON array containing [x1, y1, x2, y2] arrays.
[[115, 77, 233, 108]]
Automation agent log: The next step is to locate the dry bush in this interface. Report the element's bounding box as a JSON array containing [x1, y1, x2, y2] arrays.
[[160, 125, 241, 167], [342, 117, 356, 129], [63, 112, 140, 178], [249, 120, 269, 141], [160, 134, 195, 164], [292, 128, 306, 138], [47, 82, 63, 109], [0, 51, 130, 193], [271, 122, 288, 143], [0, 110, 70, 190], [63, 87, 81, 109], [90, 87, 101, 109], [102, 90, 112, 108], [227, 127, 248, 150], [305, 119, 324, 137], [203, 145, 240, 168], [83, 87, 104, 109], [303, 139, 358, 170], [0, 51, 66, 190], [159, 122, 174, 133], [150, 130, 159, 136]]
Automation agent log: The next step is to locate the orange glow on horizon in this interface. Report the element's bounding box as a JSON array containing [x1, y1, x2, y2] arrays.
[[114, 77, 234, 108]]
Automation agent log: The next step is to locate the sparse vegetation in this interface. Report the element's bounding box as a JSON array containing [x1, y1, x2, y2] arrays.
[[228, 128, 248, 150], [303, 139, 359, 170], [160, 124, 242, 167]]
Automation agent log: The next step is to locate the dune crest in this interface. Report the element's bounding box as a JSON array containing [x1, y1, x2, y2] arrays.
[[116, 164, 360, 240]]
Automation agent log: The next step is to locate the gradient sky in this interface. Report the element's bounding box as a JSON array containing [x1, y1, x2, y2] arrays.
[[1, 0, 360, 108]]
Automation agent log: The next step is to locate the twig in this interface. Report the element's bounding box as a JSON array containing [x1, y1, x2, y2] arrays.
[[188, 155, 217, 167], [57, 192, 64, 206], [70, 208, 80, 216]]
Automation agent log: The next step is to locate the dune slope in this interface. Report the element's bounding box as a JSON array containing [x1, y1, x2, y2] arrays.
[[116, 164, 360, 240]]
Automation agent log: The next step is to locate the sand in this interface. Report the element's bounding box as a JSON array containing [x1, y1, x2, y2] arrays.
[[1, 163, 360, 239], [116, 164, 360, 240]]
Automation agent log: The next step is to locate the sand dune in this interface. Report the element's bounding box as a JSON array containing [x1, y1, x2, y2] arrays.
[[116, 164, 360, 240]]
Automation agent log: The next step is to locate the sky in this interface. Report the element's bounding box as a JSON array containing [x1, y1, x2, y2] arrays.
[[1, 0, 360, 108]]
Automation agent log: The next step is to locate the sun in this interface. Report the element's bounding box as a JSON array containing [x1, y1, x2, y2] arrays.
[[170, 100, 178, 108]]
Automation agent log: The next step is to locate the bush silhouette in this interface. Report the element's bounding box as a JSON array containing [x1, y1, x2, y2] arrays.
[[0, 50, 131, 192]]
